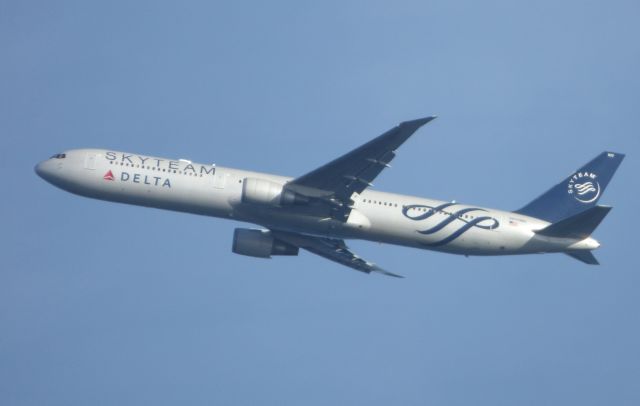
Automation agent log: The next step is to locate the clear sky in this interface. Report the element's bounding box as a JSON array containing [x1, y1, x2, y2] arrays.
[[2, 1, 639, 405]]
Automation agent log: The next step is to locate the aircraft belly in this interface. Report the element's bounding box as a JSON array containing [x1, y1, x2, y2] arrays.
[[235, 208, 362, 239]]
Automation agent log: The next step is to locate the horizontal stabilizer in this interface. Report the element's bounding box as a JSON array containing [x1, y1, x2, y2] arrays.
[[566, 250, 599, 265], [535, 205, 612, 239]]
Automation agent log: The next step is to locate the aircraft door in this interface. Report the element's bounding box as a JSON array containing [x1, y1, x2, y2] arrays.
[[212, 169, 228, 189], [84, 153, 97, 170]]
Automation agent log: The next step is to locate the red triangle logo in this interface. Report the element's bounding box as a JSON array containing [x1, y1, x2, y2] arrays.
[[103, 170, 115, 181]]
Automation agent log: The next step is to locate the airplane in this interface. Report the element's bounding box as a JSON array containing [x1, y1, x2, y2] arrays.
[[35, 117, 624, 277]]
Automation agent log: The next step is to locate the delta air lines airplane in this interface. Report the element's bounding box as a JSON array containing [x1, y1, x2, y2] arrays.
[[35, 117, 624, 277]]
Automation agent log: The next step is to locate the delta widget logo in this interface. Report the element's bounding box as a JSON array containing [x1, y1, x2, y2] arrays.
[[567, 171, 600, 203], [102, 169, 171, 188]]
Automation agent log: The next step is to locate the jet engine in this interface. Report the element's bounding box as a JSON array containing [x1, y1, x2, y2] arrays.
[[241, 178, 307, 206], [232, 228, 299, 258]]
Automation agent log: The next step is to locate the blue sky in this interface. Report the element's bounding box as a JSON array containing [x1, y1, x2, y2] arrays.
[[2, 1, 639, 404]]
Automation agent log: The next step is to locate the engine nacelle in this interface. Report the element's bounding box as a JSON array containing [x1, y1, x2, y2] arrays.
[[241, 178, 306, 206], [232, 228, 299, 258]]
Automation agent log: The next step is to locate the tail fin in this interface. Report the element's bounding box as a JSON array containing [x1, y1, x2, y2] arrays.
[[535, 205, 612, 239], [516, 151, 624, 222]]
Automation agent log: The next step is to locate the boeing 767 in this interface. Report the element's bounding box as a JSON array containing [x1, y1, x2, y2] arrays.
[[35, 117, 624, 277]]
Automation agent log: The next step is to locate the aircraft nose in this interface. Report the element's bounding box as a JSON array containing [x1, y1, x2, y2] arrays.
[[34, 158, 61, 182], [34, 160, 48, 179]]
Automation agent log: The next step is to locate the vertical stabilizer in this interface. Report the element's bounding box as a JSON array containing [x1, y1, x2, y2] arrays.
[[516, 152, 624, 222]]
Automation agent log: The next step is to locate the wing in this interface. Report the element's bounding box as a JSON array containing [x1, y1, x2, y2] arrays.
[[285, 117, 436, 219], [272, 230, 403, 278]]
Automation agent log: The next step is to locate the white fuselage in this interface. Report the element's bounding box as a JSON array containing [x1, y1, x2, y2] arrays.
[[35, 149, 599, 257]]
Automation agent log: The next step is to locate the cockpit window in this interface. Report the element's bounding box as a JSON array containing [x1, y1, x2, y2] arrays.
[[50, 153, 66, 159]]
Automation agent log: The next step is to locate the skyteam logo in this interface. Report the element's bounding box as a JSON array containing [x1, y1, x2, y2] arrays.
[[567, 171, 600, 203]]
